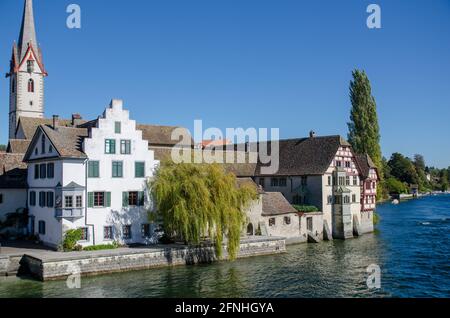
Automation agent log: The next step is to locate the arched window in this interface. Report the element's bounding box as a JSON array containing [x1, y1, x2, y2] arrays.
[[28, 79, 34, 93], [246, 223, 254, 236]]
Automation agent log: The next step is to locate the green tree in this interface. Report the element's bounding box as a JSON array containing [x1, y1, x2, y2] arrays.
[[388, 153, 419, 185], [347, 70, 384, 196], [0, 145, 6, 152], [385, 177, 408, 194], [150, 161, 257, 260]]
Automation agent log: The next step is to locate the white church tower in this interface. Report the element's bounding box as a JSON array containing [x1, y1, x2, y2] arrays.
[[7, 0, 47, 139]]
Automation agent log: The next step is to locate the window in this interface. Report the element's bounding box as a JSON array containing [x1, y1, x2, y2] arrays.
[[88, 161, 100, 178], [141, 224, 151, 238], [30, 191, 36, 206], [40, 164, 46, 180], [115, 122, 121, 134], [80, 228, 89, 241], [332, 176, 336, 186], [123, 225, 132, 240], [11, 78, 15, 93], [27, 60, 34, 73], [353, 176, 358, 186], [47, 192, 54, 208], [345, 161, 351, 168], [34, 164, 39, 179], [327, 195, 333, 204], [104, 226, 114, 240], [76, 196, 83, 208], [135, 162, 145, 178], [366, 182, 371, 190], [41, 135, 45, 154], [284, 217, 291, 225], [279, 178, 287, 187], [39, 192, 46, 207], [0, 194, 3, 204], [335, 196, 342, 205], [307, 217, 313, 232], [346, 176, 350, 186], [38, 221, 46, 235], [328, 176, 331, 186], [336, 161, 342, 167], [47, 163, 54, 179], [49, 145, 53, 153], [88, 192, 111, 208], [259, 178, 265, 187], [65, 196, 73, 208], [344, 196, 350, 204], [301, 176, 307, 186], [271, 178, 279, 187], [28, 79, 34, 93], [34, 148, 38, 155], [338, 176, 345, 186], [112, 161, 123, 178], [105, 139, 116, 154], [123, 191, 145, 207], [269, 218, 276, 227], [352, 194, 357, 203], [120, 140, 131, 154]]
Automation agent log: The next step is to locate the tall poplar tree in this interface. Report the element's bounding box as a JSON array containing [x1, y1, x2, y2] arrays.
[[347, 70, 384, 196]]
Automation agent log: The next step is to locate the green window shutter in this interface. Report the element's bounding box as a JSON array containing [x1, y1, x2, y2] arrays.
[[122, 192, 129, 207], [138, 191, 145, 206], [88, 192, 94, 208], [105, 192, 111, 207]]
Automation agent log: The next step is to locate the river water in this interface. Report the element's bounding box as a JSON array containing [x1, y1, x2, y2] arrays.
[[0, 194, 449, 298]]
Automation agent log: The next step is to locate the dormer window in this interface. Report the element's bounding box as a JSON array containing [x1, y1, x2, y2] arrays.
[[28, 79, 34, 93], [27, 60, 34, 73]]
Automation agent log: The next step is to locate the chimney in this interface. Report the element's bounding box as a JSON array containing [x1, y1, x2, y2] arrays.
[[52, 115, 59, 130], [110, 99, 123, 111], [71, 113, 82, 126], [309, 130, 316, 138]]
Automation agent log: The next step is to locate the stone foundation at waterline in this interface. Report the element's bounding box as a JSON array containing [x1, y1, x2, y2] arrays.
[[20, 237, 285, 281]]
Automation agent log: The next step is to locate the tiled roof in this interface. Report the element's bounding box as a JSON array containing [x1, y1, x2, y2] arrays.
[[0, 153, 27, 189], [17, 117, 87, 140], [41, 126, 89, 159], [355, 154, 377, 179], [137, 124, 193, 147], [236, 177, 264, 194], [262, 192, 297, 216], [252, 135, 351, 176], [7, 139, 31, 154]]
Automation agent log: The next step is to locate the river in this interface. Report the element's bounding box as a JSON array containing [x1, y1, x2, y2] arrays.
[[0, 194, 449, 298]]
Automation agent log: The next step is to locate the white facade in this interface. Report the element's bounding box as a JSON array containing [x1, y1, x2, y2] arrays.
[[0, 189, 27, 221], [26, 100, 159, 249]]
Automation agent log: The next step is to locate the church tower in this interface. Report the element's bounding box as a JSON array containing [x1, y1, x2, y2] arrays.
[[7, 0, 47, 139]]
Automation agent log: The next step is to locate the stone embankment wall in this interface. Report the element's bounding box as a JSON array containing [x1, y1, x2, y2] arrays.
[[22, 237, 286, 281]]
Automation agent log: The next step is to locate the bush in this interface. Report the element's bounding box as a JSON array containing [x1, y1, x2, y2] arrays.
[[386, 177, 408, 194], [292, 205, 319, 213], [63, 229, 83, 251], [373, 212, 380, 225], [83, 242, 118, 251]]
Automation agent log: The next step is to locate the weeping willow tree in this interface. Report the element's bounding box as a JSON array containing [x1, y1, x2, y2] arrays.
[[149, 160, 257, 260]]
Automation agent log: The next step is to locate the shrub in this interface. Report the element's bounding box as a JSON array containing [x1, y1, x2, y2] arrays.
[[63, 229, 83, 251], [83, 243, 118, 251], [292, 205, 319, 213]]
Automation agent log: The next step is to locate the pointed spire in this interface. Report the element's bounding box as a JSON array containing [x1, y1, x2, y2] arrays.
[[18, 0, 40, 62]]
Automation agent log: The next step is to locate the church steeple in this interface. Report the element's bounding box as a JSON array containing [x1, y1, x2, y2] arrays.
[[18, 0, 40, 63], [7, 0, 46, 140]]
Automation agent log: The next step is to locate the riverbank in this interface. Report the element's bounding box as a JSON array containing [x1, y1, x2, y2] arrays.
[[1, 237, 286, 281]]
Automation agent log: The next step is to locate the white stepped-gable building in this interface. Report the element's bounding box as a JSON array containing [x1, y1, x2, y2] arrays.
[[23, 100, 159, 249]]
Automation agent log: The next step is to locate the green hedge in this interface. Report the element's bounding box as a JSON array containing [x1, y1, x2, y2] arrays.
[[83, 243, 118, 251], [292, 205, 319, 213]]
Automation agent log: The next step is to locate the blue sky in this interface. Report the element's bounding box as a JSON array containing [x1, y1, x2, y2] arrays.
[[1, 0, 449, 168]]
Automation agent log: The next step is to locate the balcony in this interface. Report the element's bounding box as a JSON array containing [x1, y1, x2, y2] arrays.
[[55, 208, 84, 219]]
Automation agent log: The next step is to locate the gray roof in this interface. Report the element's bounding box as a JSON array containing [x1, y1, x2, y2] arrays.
[[243, 135, 351, 176], [0, 153, 27, 189], [18, 0, 40, 62], [262, 192, 297, 216], [23, 125, 89, 161], [17, 117, 87, 140], [355, 154, 377, 179]]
